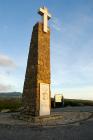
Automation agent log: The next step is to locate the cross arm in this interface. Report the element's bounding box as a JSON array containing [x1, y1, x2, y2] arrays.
[[38, 8, 44, 16]]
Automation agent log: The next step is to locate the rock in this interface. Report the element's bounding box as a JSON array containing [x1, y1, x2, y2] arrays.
[[1, 109, 10, 113]]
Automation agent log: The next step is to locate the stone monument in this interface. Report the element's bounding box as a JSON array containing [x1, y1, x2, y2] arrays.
[[22, 7, 51, 118]]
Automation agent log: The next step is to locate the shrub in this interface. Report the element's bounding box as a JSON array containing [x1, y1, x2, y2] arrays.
[[0, 98, 22, 112]]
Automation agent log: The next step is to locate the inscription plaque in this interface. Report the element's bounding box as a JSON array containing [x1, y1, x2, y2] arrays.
[[40, 83, 50, 116]]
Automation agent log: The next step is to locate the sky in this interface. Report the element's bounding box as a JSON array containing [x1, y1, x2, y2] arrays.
[[0, 0, 93, 100]]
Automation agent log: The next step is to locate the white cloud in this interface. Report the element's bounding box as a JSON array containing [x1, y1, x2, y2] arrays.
[[0, 54, 16, 68], [51, 17, 62, 31], [63, 86, 93, 100], [0, 84, 12, 92], [50, 13, 93, 100], [0, 54, 18, 92], [0, 72, 23, 92]]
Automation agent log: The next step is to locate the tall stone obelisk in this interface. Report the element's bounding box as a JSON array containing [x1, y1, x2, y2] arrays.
[[22, 7, 51, 117]]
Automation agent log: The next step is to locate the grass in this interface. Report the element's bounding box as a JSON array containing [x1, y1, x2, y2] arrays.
[[0, 98, 22, 112], [0, 98, 93, 112], [64, 99, 93, 107], [51, 98, 93, 108]]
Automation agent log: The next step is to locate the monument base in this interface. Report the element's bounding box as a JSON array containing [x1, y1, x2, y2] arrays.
[[13, 112, 63, 123]]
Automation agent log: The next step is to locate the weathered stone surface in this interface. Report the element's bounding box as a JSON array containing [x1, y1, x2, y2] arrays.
[[22, 22, 51, 116]]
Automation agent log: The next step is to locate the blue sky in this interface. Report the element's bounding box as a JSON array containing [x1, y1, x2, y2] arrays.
[[0, 0, 93, 100]]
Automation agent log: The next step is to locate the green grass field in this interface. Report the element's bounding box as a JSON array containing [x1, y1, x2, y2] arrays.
[[0, 98, 93, 112], [51, 98, 93, 108], [0, 98, 22, 112], [64, 99, 93, 106]]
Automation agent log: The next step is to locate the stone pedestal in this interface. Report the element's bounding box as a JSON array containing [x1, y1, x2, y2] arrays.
[[22, 22, 51, 117]]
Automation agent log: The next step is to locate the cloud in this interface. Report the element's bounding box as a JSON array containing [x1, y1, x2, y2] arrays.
[[51, 17, 62, 31], [0, 84, 12, 92], [63, 86, 93, 100], [0, 54, 16, 68], [50, 13, 93, 99], [0, 72, 23, 92]]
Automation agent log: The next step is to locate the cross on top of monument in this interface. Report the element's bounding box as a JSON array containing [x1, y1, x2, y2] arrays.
[[38, 6, 51, 33]]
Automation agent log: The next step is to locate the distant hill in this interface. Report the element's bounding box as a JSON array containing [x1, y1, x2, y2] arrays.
[[0, 92, 22, 99]]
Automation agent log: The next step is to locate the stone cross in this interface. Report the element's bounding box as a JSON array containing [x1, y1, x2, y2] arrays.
[[38, 7, 51, 33]]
